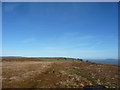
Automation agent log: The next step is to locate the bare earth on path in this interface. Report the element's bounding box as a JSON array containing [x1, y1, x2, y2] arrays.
[[2, 61, 53, 88]]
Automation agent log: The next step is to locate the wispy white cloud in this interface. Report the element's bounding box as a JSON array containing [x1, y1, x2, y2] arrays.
[[22, 38, 37, 43], [61, 32, 95, 41]]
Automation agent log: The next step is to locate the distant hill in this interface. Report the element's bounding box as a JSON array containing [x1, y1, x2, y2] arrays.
[[88, 59, 118, 65], [1, 56, 23, 58], [2, 56, 118, 65]]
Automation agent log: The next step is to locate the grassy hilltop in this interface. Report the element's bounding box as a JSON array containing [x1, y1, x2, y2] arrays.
[[2, 57, 120, 88]]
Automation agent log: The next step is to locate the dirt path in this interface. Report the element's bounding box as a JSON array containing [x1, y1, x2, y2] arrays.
[[29, 62, 119, 88], [32, 62, 93, 88], [2, 61, 53, 88]]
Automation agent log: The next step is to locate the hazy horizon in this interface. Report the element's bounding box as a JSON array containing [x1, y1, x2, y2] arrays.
[[1, 55, 118, 60]]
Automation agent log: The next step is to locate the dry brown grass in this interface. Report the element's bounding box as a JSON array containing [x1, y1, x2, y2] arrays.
[[2, 58, 120, 88], [2, 61, 53, 88]]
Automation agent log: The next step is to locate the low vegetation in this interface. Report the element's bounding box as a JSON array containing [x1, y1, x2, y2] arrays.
[[2, 57, 120, 88]]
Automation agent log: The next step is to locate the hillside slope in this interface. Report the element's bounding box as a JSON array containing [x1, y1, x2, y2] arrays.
[[2, 58, 120, 88]]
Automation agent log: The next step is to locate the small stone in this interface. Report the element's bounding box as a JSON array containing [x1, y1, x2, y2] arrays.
[[97, 82, 101, 85], [76, 78, 80, 81], [97, 79, 100, 82], [112, 87, 115, 88], [112, 78, 114, 80], [89, 83, 93, 86], [105, 86, 109, 88], [80, 84, 84, 87]]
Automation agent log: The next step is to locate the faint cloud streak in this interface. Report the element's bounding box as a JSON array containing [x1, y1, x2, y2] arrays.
[[22, 38, 37, 43]]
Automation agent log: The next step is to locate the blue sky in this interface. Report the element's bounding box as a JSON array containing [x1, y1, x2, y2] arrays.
[[0, 2, 2, 56], [2, 2, 118, 59]]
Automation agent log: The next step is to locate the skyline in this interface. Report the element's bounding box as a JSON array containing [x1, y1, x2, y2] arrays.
[[2, 2, 118, 59]]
